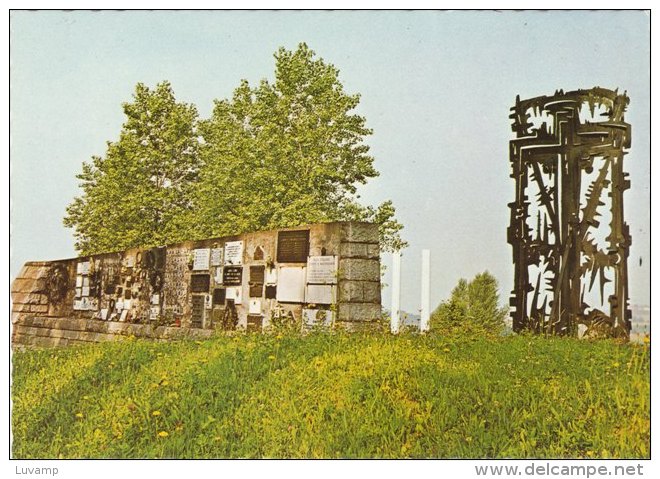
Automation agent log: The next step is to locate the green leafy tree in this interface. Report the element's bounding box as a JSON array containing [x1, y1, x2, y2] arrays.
[[430, 271, 508, 335], [188, 43, 406, 251], [64, 82, 201, 254]]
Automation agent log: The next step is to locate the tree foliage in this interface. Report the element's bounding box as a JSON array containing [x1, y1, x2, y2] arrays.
[[63, 81, 200, 254], [430, 271, 508, 336], [64, 44, 406, 254]]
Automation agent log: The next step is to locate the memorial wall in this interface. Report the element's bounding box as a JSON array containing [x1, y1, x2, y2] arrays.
[[11, 221, 382, 348]]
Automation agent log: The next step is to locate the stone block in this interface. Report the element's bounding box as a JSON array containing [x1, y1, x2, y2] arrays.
[[339, 281, 363, 302], [362, 282, 381, 303], [338, 258, 380, 282], [11, 292, 48, 305], [17, 264, 50, 280], [28, 304, 49, 314], [11, 278, 46, 294], [340, 242, 368, 258], [367, 244, 380, 258], [341, 223, 379, 243], [337, 302, 382, 322]]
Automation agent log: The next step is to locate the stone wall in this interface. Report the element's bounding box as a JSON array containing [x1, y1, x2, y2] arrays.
[[12, 221, 381, 348]]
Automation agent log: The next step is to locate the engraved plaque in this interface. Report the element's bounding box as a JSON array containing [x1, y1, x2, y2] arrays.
[[250, 265, 265, 284], [193, 248, 211, 271], [247, 315, 263, 332], [224, 241, 244, 265], [277, 230, 310, 263], [249, 284, 263, 298], [222, 266, 243, 286], [212, 288, 226, 305], [306, 256, 338, 284], [265, 285, 277, 299], [210, 248, 224, 266], [191, 295, 205, 328], [191, 274, 211, 293]]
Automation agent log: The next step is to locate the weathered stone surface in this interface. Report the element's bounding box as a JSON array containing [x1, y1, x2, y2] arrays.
[[338, 258, 380, 282], [337, 302, 382, 322], [339, 281, 362, 302], [362, 282, 381, 303], [17, 264, 50, 280], [367, 244, 380, 258], [11, 292, 48, 305], [28, 304, 49, 313], [340, 222, 379, 243], [11, 278, 46, 294]]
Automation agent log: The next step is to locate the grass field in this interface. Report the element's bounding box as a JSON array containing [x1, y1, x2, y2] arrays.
[[11, 331, 649, 459]]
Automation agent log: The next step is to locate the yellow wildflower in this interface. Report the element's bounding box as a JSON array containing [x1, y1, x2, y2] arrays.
[[75, 412, 83, 418], [158, 431, 169, 438], [268, 355, 276, 361], [152, 410, 161, 416]]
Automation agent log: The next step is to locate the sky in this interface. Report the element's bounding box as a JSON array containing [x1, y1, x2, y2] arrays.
[[9, 10, 651, 313]]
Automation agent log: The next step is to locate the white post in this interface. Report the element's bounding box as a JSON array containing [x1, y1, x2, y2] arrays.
[[420, 249, 430, 332], [391, 251, 401, 334]]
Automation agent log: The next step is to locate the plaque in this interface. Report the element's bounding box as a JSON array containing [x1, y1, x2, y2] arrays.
[[306, 256, 338, 284], [210, 248, 224, 266], [276, 266, 306, 303], [150, 306, 160, 320], [265, 267, 277, 285], [247, 315, 263, 332], [222, 266, 243, 286], [224, 241, 244, 265], [249, 284, 263, 298], [193, 248, 211, 271], [76, 276, 83, 287], [191, 274, 211, 293], [77, 261, 90, 275], [277, 230, 310, 263], [305, 284, 334, 304], [265, 285, 277, 299], [250, 265, 265, 284], [225, 286, 242, 305], [212, 288, 226, 305], [249, 299, 262, 315], [191, 295, 205, 328]]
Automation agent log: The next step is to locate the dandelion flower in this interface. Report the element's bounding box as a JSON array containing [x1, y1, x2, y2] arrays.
[[158, 431, 169, 438], [75, 412, 84, 418], [443, 348, 451, 353], [268, 355, 276, 361], [152, 410, 161, 416]]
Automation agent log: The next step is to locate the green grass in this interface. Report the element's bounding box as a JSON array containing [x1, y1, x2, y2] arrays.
[[11, 331, 649, 459]]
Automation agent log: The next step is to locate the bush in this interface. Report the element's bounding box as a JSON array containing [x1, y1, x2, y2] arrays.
[[430, 271, 508, 336]]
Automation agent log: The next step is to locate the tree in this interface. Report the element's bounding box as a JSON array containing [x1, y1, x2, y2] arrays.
[[430, 271, 508, 335], [64, 44, 406, 254], [64, 82, 201, 255], [188, 43, 406, 251]]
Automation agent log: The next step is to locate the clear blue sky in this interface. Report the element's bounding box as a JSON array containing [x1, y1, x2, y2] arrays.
[[9, 10, 651, 312]]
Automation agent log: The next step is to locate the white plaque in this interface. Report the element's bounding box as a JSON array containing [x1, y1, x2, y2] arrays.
[[116, 299, 124, 311], [249, 299, 261, 315], [210, 248, 224, 266], [82, 276, 90, 287], [120, 310, 128, 322], [123, 299, 132, 310], [193, 248, 211, 270], [205, 294, 212, 309], [214, 267, 223, 284], [75, 276, 83, 287], [276, 266, 306, 303], [150, 306, 160, 320], [124, 255, 135, 268], [75, 288, 82, 298], [302, 309, 334, 327], [306, 256, 338, 284], [265, 267, 278, 285], [151, 294, 160, 305], [305, 284, 334, 304], [81, 286, 90, 297], [77, 261, 90, 275], [100, 308, 109, 320], [73, 299, 82, 310], [225, 286, 243, 305], [224, 241, 244, 265]]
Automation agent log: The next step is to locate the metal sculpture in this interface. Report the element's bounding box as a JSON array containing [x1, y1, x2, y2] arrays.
[[508, 87, 632, 338]]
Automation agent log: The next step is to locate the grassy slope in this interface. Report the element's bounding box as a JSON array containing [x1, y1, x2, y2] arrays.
[[11, 332, 649, 459]]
